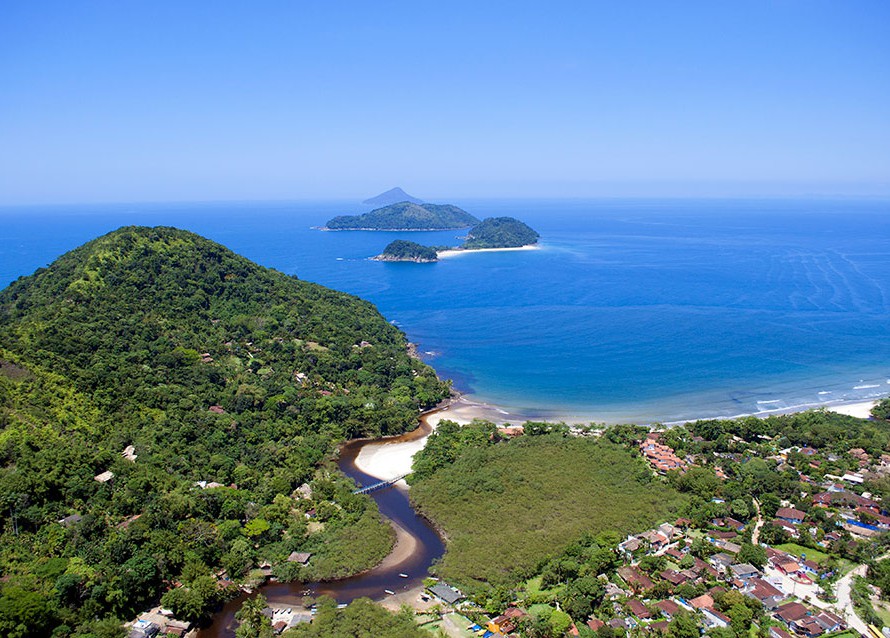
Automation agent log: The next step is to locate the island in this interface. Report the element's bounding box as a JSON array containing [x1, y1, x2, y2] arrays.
[[324, 201, 480, 231], [463, 216, 540, 249], [362, 186, 423, 207], [375, 239, 439, 262]]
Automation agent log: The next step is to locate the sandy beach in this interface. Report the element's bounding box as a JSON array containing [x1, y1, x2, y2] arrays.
[[436, 244, 540, 258], [353, 397, 522, 482]]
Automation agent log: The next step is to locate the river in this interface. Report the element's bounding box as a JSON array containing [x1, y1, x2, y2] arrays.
[[196, 418, 445, 637]]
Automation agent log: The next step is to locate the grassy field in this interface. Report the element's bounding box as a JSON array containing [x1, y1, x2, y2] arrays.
[[410, 435, 690, 588], [775, 543, 831, 564]]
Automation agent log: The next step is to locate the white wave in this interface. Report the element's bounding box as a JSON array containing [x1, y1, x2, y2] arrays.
[[818, 391, 832, 395], [854, 384, 880, 390]]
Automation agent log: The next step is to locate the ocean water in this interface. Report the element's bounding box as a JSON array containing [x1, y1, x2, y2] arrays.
[[2, 197, 889, 423]]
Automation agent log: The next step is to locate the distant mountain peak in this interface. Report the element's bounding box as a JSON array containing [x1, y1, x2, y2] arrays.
[[362, 187, 423, 206]]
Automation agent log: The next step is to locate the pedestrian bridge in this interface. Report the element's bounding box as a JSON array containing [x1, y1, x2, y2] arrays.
[[353, 474, 408, 494]]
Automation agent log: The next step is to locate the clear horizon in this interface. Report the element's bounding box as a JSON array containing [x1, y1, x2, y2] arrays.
[[1, 1, 888, 205]]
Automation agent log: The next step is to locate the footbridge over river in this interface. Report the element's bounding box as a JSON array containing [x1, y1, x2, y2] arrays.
[[353, 474, 408, 495]]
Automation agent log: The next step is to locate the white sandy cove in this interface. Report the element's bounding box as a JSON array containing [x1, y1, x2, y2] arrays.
[[436, 245, 540, 258], [828, 400, 878, 419], [353, 398, 519, 482]]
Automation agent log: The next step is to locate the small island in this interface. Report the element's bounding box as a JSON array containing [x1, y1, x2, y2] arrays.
[[462, 216, 540, 249], [324, 201, 480, 231], [375, 240, 438, 263], [362, 186, 423, 207]]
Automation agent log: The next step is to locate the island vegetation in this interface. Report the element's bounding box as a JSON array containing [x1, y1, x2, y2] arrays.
[[325, 202, 479, 231], [463, 216, 540, 249], [376, 240, 438, 263], [0, 226, 450, 636]]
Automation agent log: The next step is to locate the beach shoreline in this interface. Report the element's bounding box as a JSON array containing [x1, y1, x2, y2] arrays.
[[436, 244, 540, 258], [353, 395, 883, 482]]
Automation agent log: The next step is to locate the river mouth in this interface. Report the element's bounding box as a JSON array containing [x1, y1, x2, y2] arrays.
[[196, 417, 445, 638]]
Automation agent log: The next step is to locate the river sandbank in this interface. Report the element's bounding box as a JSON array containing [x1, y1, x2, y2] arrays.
[[353, 397, 524, 482]]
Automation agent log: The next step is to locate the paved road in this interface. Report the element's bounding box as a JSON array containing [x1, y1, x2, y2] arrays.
[[834, 563, 870, 635]]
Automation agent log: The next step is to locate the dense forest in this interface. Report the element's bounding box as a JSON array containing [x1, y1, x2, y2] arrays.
[[463, 217, 540, 249], [0, 226, 450, 636], [409, 421, 689, 590], [324, 202, 479, 230], [376, 240, 438, 263]]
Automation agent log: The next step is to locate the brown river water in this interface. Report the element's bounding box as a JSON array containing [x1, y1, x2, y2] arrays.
[[196, 419, 445, 637]]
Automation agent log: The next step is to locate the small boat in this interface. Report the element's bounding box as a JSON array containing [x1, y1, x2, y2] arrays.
[[384, 589, 395, 595], [399, 573, 408, 578]]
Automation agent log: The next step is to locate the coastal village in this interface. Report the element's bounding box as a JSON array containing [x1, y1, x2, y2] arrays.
[[121, 405, 890, 638]]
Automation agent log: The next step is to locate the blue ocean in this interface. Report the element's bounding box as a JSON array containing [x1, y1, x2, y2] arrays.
[[2, 198, 889, 423]]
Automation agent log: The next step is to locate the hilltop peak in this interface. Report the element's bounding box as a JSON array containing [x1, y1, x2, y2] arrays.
[[362, 187, 423, 206]]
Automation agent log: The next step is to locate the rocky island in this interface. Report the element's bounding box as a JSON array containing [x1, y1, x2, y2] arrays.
[[375, 239, 439, 262], [324, 201, 479, 231]]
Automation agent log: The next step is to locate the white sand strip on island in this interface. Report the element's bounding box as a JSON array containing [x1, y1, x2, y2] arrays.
[[353, 397, 523, 482], [436, 245, 540, 258], [827, 400, 878, 419]]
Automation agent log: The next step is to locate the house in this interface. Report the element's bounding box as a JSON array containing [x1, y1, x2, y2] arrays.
[[620, 537, 644, 554], [666, 547, 686, 561], [729, 563, 759, 580], [660, 570, 689, 587], [656, 600, 680, 620], [287, 552, 312, 565], [708, 552, 734, 572], [618, 566, 655, 592], [627, 599, 652, 619], [588, 617, 606, 631], [129, 620, 160, 638], [714, 540, 741, 554], [640, 530, 671, 550], [776, 508, 806, 524], [648, 620, 670, 633], [769, 627, 795, 638], [429, 583, 464, 605], [746, 577, 785, 610], [776, 559, 801, 576], [794, 617, 825, 637], [94, 470, 114, 483], [771, 519, 800, 538], [689, 593, 714, 610], [608, 617, 630, 631], [701, 607, 731, 629], [842, 472, 865, 485], [488, 607, 528, 634], [813, 610, 844, 632], [774, 601, 809, 625]]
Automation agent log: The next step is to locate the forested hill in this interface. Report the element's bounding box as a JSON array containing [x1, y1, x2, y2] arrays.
[[0, 226, 449, 634], [325, 202, 479, 230], [463, 216, 540, 249]]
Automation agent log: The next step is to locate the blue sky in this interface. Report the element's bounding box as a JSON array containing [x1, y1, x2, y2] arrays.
[[1, 1, 888, 203]]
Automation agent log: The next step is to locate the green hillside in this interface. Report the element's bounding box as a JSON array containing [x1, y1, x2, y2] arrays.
[[0, 226, 449, 634], [410, 426, 688, 589], [325, 202, 479, 230]]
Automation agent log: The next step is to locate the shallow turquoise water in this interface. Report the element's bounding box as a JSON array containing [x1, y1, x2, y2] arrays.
[[2, 197, 889, 422]]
